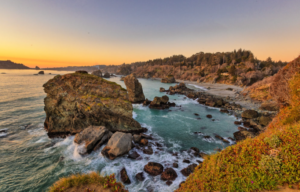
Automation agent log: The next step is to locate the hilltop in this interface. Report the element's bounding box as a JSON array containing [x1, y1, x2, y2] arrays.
[[0, 60, 30, 69], [102, 49, 287, 87]]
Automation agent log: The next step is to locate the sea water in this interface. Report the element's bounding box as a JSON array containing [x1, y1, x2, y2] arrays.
[[0, 70, 240, 192]]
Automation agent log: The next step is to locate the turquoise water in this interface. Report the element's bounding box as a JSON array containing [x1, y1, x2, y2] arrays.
[[0, 70, 239, 192]]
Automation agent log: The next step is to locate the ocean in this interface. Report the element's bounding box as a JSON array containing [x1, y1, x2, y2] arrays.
[[0, 70, 239, 192]]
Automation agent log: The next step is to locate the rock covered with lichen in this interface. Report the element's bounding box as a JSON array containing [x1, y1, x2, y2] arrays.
[[43, 71, 143, 137]]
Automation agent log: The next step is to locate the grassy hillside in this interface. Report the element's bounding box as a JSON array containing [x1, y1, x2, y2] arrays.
[[176, 56, 300, 192]]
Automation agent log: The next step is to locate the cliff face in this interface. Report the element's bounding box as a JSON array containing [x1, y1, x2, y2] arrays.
[[43, 71, 143, 136], [0, 60, 30, 69]]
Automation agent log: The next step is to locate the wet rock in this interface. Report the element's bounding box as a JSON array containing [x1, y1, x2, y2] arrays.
[[194, 113, 199, 116], [155, 142, 162, 147], [214, 134, 230, 143], [128, 151, 140, 159], [143, 146, 153, 155], [161, 75, 176, 83], [103, 72, 110, 78], [141, 133, 153, 140], [160, 87, 166, 92], [136, 172, 145, 181], [173, 163, 178, 168], [91, 70, 102, 77], [143, 99, 151, 106], [38, 71, 44, 74], [183, 159, 190, 164], [161, 168, 178, 181], [43, 72, 143, 136], [120, 168, 131, 184], [166, 181, 173, 186], [180, 164, 197, 177], [133, 134, 141, 143], [234, 121, 242, 125], [199, 152, 208, 158], [149, 95, 174, 109], [101, 132, 132, 160], [190, 147, 200, 154], [241, 110, 258, 119], [203, 135, 212, 139], [196, 160, 202, 164], [140, 138, 148, 146], [74, 126, 112, 154], [124, 73, 145, 103], [206, 114, 212, 118], [220, 108, 229, 113], [233, 130, 256, 142], [144, 162, 164, 176], [169, 83, 193, 94], [205, 100, 216, 107]]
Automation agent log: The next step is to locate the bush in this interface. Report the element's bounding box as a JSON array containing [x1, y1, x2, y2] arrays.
[[259, 155, 282, 174], [264, 135, 281, 148]]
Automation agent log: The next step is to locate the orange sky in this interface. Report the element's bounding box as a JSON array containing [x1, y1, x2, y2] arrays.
[[1, 1, 300, 68]]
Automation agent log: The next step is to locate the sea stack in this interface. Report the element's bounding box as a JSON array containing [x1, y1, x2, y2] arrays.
[[124, 73, 145, 103], [43, 71, 143, 137]]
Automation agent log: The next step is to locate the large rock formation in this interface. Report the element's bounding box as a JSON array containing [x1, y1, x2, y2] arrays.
[[103, 72, 110, 78], [149, 95, 175, 109], [161, 75, 176, 83], [169, 83, 193, 95], [101, 132, 132, 160], [43, 71, 143, 136], [124, 74, 145, 103], [91, 70, 102, 77], [74, 126, 112, 154]]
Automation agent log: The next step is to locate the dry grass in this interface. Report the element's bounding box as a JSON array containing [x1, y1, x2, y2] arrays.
[[49, 172, 127, 192], [243, 76, 274, 101]]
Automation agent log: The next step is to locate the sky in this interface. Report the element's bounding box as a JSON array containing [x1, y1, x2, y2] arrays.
[[0, 0, 300, 68]]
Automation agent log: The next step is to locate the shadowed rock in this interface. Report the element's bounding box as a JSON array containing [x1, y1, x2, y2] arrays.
[[161, 168, 178, 181], [120, 168, 131, 184], [144, 162, 164, 176]]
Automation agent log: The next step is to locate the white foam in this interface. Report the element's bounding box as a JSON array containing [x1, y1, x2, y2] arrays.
[[188, 84, 208, 91], [133, 104, 148, 110], [132, 111, 137, 119]]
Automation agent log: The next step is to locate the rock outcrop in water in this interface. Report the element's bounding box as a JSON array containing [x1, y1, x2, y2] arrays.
[[124, 73, 145, 103], [91, 70, 102, 77], [43, 71, 143, 137], [161, 75, 176, 83], [168, 83, 193, 95], [103, 72, 110, 78]]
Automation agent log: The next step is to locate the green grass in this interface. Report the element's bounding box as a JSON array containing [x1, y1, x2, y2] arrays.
[[49, 172, 127, 192]]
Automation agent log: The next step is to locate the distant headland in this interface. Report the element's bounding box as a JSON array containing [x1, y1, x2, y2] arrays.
[[0, 60, 30, 69]]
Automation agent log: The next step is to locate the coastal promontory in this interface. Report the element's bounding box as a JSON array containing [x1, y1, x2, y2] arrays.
[[43, 71, 143, 137]]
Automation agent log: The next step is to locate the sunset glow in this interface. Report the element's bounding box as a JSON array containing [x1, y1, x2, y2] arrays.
[[1, 0, 300, 68]]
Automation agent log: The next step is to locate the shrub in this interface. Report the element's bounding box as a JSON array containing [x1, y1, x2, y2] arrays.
[[264, 135, 281, 148], [258, 155, 282, 174]]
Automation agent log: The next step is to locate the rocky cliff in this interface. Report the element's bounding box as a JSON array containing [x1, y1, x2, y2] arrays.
[[43, 71, 143, 137]]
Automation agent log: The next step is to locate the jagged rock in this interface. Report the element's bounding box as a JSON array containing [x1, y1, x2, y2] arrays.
[[259, 115, 272, 126], [144, 162, 164, 176], [161, 168, 178, 181], [160, 87, 166, 92], [214, 134, 230, 143], [140, 138, 148, 145], [43, 72, 143, 136], [128, 151, 140, 159], [120, 168, 131, 184], [133, 134, 141, 143], [103, 72, 110, 78], [173, 163, 179, 168], [38, 71, 44, 74], [180, 164, 197, 177], [91, 70, 102, 77], [124, 74, 145, 103], [233, 130, 256, 142], [74, 126, 112, 154], [101, 132, 132, 160], [149, 95, 174, 109], [143, 99, 151, 106], [241, 110, 259, 119], [161, 75, 176, 83], [143, 146, 153, 155], [136, 172, 145, 181], [220, 108, 229, 113]]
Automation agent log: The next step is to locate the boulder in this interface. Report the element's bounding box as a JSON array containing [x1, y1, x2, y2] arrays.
[[180, 164, 197, 177], [161, 168, 178, 181], [259, 102, 279, 111], [161, 75, 176, 83], [140, 138, 148, 145], [38, 71, 44, 74], [136, 172, 145, 181], [144, 162, 164, 176], [241, 110, 259, 119], [103, 72, 110, 78], [259, 116, 272, 126], [91, 70, 102, 77], [74, 126, 112, 154], [120, 168, 131, 184], [128, 151, 140, 159], [43, 72, 143, 136], [233, 130, 256, 142], [166, 181, 173, 186], [133, 134, 141, 143], [206, 114, 212, 118], [101, 132, 132, 160], [149, 96, 174, 109], [173, 163, 179, 168], [161, 95, 169, 104], [124, 74, 145, 103], [160, 87, 166, 92], [143, 146, 153, 155]]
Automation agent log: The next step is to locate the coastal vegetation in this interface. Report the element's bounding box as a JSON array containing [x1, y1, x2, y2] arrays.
[[176, 56, 300, 191], [49, 172, 127, 192]]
